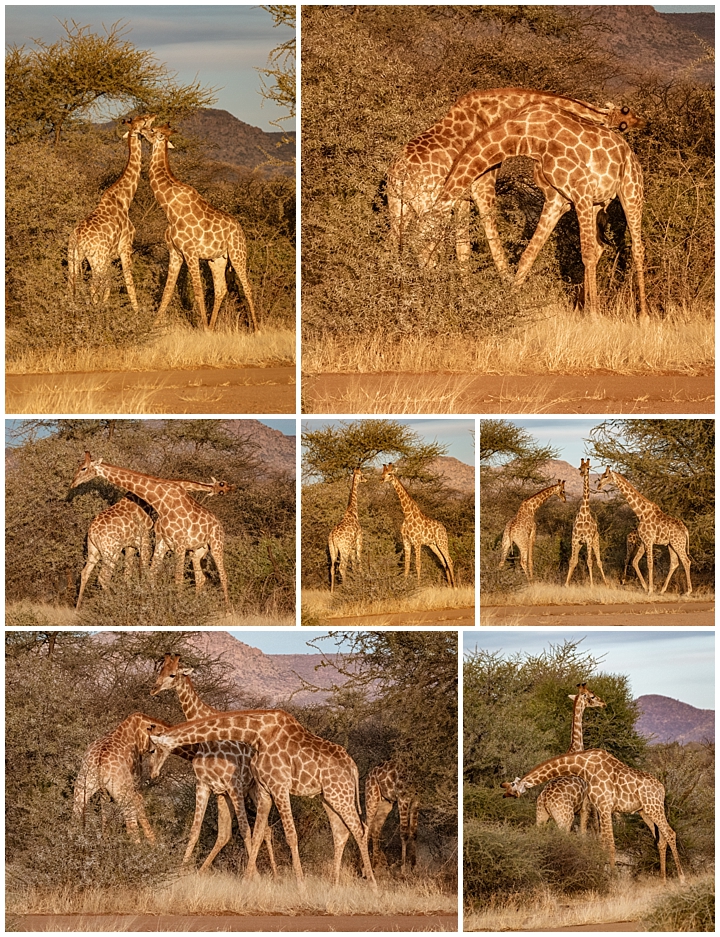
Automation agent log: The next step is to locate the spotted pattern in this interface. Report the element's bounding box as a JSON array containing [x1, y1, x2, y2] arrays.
[[498, 480, 566, 581], [328, 469, 365, 592], [566, 460, 607, 588], [365, 760, 420, 872]]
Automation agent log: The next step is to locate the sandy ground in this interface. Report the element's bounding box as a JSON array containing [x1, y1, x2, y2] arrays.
[[316, 607, 475, 627], [481, 601, 714, 627], [10, 912, 458, 932], [527, 923, 645, 932], [6, 367, 295, 414], [302, 372, 713, 414]]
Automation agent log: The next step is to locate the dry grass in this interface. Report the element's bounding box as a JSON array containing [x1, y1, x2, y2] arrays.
[[7, 325, 295, 375], [303, 586, 474, 620], [302, 372, 478, 414], [464, 874, 690, 931], [6, 379, 160, 415], [482, 582, 713, 607], [5, 601, 295, 628], [303, 304, 713, 377], [6, 869, 456, 918]]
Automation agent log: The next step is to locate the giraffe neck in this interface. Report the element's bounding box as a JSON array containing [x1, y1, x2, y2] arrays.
[[148, 138, 181, 208], [174, 675, 221, 721], [93, 462, 169, 510], [523, 484, 561, 515], [521, 751, 589, 787], [569, 694, 588, 753], [581, 470, 591, 509], [346, 473, 361, 518], [608, 471, 656, 519], [389, 475, 422, 519], [104, 132, 143, 210], [158, 712, 285, 752]]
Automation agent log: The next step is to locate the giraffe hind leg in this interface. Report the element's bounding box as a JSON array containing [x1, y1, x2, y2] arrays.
[[207, 255, 229, 332], [228, 239, 259, 333]]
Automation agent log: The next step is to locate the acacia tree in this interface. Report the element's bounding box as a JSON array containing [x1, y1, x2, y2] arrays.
[[258, 5, 296, 123]]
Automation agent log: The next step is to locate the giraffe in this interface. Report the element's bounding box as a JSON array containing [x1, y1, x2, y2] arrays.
[[68, 114, 155, 311], [566, 460, 607, 588], [388, 87, 645, 270], [71, 452, 232, 609], [536, 683, 606, 834], [76, 497, 153, 609], [501, 748, 685, 881], [381, 463, 455, 587], [425, 101, 648, 320], [148, 709, 377, 888], [328, 468, 365, 592], [596, 468, 692, 594], [73, 711, 174, 845], [139, 123, 258, 332], [365, 760, 420, 872], [149, 653, 276, 874], [498, 479, 566, 581], [622, 529, 642, 585]]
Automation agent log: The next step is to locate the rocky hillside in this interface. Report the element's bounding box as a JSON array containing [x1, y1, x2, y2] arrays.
[[636, 694, 715, 745], [180, 108, 294, 175], [226, 420, 296, 478], [430, 456, 475, 495], [539, 459, 605, 501]]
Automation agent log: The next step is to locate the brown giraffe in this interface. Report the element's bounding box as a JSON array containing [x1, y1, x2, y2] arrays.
[[501, 748, 685, 881], [427, 101, 648, 319], [388, 87, 645, 270], [365, 760, 420, 872], [536, 683, 606, 834], [71, 452, 232, 609], [622, 529, 642, 585], [68, 114, 155, 310], [381, 463, 455, 588], [596, 468, 692, 594], [149, 654, 276, 873], [328, 468, 365, 592], [76, 497, 153, 609], [566, 460, 607, 588], [148, 710, 377, 888], [139, 123, 258, 332], [73, 711, 174, 844], [498, 479, 566, 581]]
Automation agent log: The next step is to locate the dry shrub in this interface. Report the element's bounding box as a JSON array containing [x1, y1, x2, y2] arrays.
[[647, 877, 715, 932]]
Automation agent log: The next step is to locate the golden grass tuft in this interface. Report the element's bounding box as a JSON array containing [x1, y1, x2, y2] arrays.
[[5, 601, 294, 628], [303, 586, 475, 620], [482, 582, 712, 607], [302, 373, 478, 415]]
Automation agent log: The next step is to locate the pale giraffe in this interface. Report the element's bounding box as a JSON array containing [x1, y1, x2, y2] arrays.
[[365, 760, 420, 872], [498, 479, 566, 581], [566, 460, 607, 588], [596, 468, 692, 594], [426, 101, 648, 319], [381, 463, 455, 588], [148, 653, 276, 874], [68, 114, 155, 310], [622, 529, 642, 585], [501, 748, 685, 881], [71, 452, 232, 609], [73, 711, 174, 844], [328, 468, 365, 592], [139, 123, 258, 332], [388, 87, 644, 270], [536, 683, 606, 834], [148, 710, 377, 888], [76, 497, 153, 609]]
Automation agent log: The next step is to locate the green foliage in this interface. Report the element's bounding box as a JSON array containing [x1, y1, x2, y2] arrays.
[[647, 876, 715, 932]]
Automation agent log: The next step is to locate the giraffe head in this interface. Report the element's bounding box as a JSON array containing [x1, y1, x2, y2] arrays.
[[555, 479, 567, 502], [120, 113, 157, 139], [602, 102, 646, 133], [500, 778, 525, 798], [210, 478, 236, 496], [71, 451, 105, 488], [579, 459, 591, 476], [140, 123, 176, 150], [381, 463, 397, 483], [151, 653, 193, 696], [595, 467, 614, 493], [146, 726, 174, 776], [569, 682, 606, 710]]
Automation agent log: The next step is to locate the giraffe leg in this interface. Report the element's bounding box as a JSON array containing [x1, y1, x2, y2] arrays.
[[97, 547, 121, 591], [660, 546, 680, 594], [355, 530, 363, 574], [332, 800, 376, 887], [469, 171, 511, 277], [408, 798, 419, 869], [398, 798, 410, 872], [454, 198, 471, 265], [403, 537, 412, 578], [427, 543, 455, 588], [575, 198, 600, 318], [632, 543, 649, 592], [76, 541, 102, 609], [498, 527, 512, 570], [67, 231, 82, 300], [645, 541, 655, 594], [579, 794, 591, 835], [118, 237, 139, 312], [513, 187, 570, 285], [209, 535, 231, 611], [190, 546, 208, 593], [678, 543, 692, 595], [329, 541, 338, 592], [592, 534, 607, 585], [242, 786, 274, 881], [617, 183, 648, 321], [565, 541, 581, 586], [367, 798, 393, 868], [270, 790, 304, 885], [228, 235, 259, 333], [198, 793, 233, 872], [323, 802, 351, 885], [586, 540, 594, 588], [415, 541, 422, 583], [597, 808, 616, 866], [207, 255, 229, 332], [527, 526, 536, 581], [183, 780, 212, 864], [247, 784, 277, 876], [187, 257, 210, 331], [156, 236, 184, 325], [223, 781, 252, 864]]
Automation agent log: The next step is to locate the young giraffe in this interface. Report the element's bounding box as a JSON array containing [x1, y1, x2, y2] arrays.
[[71, 452, 232, 609], [596, 468, 692, 594], [501, 748, 685, 881], [536, 683, 606, 834], [139, 123, 258, 332], [566, 460, 607, 588], [365, 760, 420, 872], [381, 463, 455, 588], [498, 480, 566, 581], [73, 711, 174, 844], [622, 529, 642, 585], [68, 113, 155, 310], [328, 468, 365, 592], [148, 710, 377, 888], [388, 87, 644, 269], [149, 654, 276, 873], [427, 101, 648, 319]]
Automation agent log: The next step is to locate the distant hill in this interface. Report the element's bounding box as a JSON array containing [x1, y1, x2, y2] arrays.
[[225, 419, 295, 479], [539, 459, 605, 501], [180, 108, 294, 176], [636, 694, 715, 744], [430, 456, 475, 495]]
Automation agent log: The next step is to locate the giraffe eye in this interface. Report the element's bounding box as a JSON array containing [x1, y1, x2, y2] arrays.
[[621, 106, 629, 115]]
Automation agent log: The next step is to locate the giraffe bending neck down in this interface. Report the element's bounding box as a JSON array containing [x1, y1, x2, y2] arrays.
[[149, 654, 275, 874], [140, 123, 258, 332], [566, 460, 607, 588], [328, 468, 365, 592], [427, 102, 647, 320], [388, 87, 645, 271], [596, 468, 691, 594], [498, 480, 566, 581], [536, 683, 606, 833], [71, 452, 232, 610], [365, 760, 420, 872], [68, 114, 156, 310], [381, 463, 455, 587], [501, 749, 684, 881], [149, 709, 377, 888], [622, 529, 642, 585]]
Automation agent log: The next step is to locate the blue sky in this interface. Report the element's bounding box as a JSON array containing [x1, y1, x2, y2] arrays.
[[464, 631, 714, 710], [505, 419, 607, 469], [230, 629, 346, 656], [653, 5, 714, 10], [5, 5, 295, 131]]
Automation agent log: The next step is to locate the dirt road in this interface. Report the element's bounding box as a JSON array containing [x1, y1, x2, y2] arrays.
[[6, 366, 295, 414], [11, 912, 458, 932], [482, 601, 714, 627], [527, 922, 645, 932], [317, 607, 475, 627], [303, 372, 713, 414]]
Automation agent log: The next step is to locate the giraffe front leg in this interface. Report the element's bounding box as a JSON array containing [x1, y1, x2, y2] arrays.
[[242, 786, 274, 880], [184, 781, 212, 864], [598, 808, 616, 866], [514, 188, 569, 286], [156, 238, 184, 325], [576, 199, 600, 318], [207, 255, 229, 332], [118, 241, 139, 312], [631, 543, 648, 592], [593, 535, 608, 585], [645, 542, 655, 594], [586, 541, 594, 588], [323, 802, 351, 886], [199, 793, 233, 872], [565, 541, 580, 587], [76, 541, 102, 609], [454, 198, 472, 266], [190, 546, 208, 593], [187, 257, 210, 331], [403, 538, 412, 578], [469, 171, 510, 277]]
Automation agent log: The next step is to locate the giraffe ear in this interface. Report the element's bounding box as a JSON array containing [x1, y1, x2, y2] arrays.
[[180, 667, 194, 676], [568, 694, 577, 702], [167, 140, 175, 150], [121, 131, 130, 140]]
